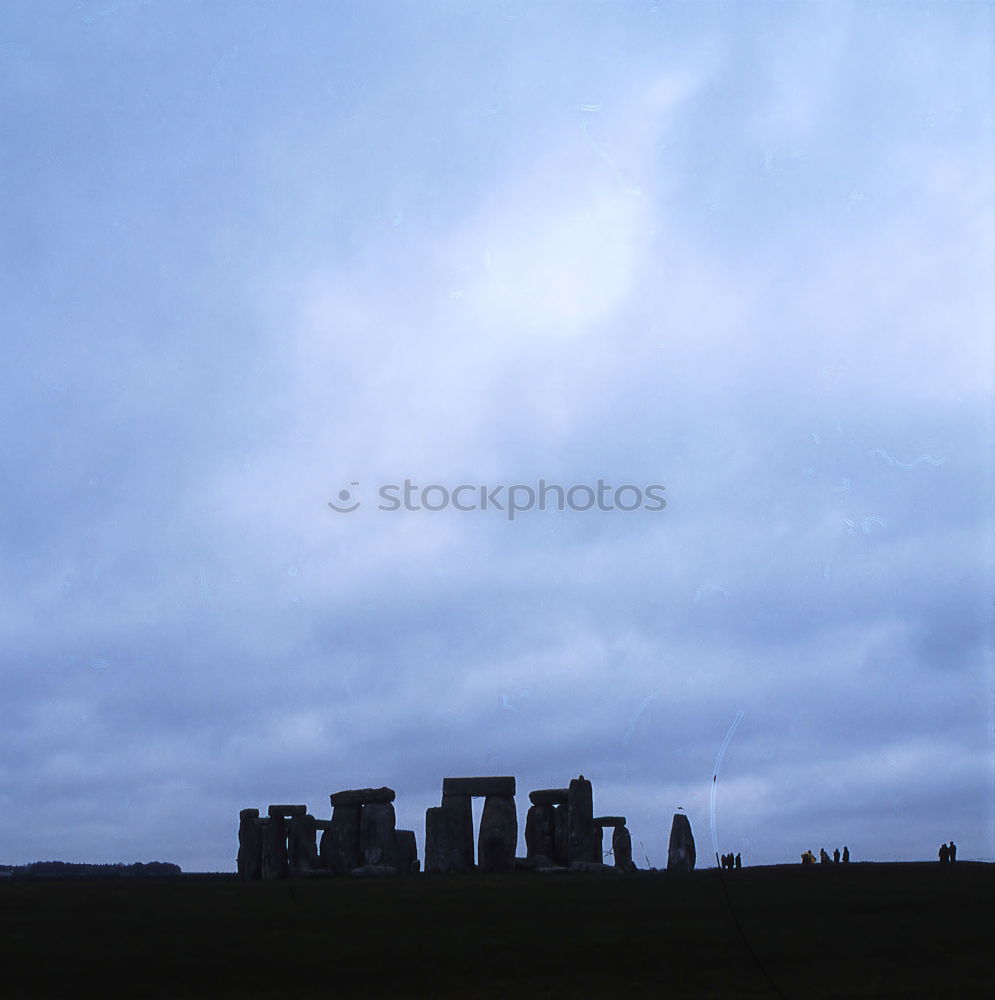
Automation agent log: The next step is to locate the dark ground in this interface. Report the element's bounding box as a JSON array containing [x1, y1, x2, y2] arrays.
[[1, 862, 991, 998]]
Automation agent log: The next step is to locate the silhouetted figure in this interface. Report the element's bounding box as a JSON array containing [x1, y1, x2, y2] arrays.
[[833, 848, 840, 864], [938, 843, 949, 863], [801, 850, 816, 865], [820, 848, 830, 864], [734, 853, 741, 869], [949, 841, 956, 862], [842, 845, 849, 863]]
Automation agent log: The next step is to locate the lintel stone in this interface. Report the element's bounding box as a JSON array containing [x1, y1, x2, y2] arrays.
[[442, 776, 516, 798], [329, 787, 396, 807], [268, 804, 307, 818], [529, 788, 569, 806]]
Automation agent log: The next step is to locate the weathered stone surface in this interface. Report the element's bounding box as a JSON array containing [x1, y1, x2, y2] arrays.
[[268, 804, 307, 818], [567, 776, 598, 865], [349, 865, 399, 877], [569, 861, 615, 873], [520, 854, 553, 870], [612, 824, 636, 872], [667, 813, 696, 873], [237, 810, 262, 881], [425, 794, 473, 874], [477, 795, 518, 873], [261, 815, 289, 880], [320, 804, 361, 875], [594, 816, 626, 828], [313, 820, 333, 832], [394, 829, 418, 875], [329, 787, 395, 808], [529, 788, 569, 806], [442, 776, 516, 798], [525, 804, 556, 859], [288, 813, 320, 875], [553, 803, 570, 867], [360, 802, 397, 868]]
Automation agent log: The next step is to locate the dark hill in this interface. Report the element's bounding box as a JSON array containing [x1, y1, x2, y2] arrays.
[[1, 861, 990, 997]]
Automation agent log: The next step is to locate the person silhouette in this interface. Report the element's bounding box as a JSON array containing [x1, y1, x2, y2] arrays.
[[820, 848, 830, 864], [938, 843, 949, 863], [734, 853, 741, 869], [949, 841, 956, 862], [842, 846, 849, 863], [833, 848, 840, 864]]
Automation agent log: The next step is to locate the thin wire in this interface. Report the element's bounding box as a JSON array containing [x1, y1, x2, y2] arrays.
[[710, 712, 789, 1000]]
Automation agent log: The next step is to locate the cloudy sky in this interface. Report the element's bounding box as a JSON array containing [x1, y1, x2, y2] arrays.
[[2, 1, 992, 872]]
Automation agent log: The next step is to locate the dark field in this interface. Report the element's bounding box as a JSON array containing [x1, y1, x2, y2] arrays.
[[1, 862, 991, 998]]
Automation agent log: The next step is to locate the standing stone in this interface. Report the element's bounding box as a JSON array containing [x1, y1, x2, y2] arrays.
[[261, 815, 288, 880], [567, 776, 598, 864], [322, 803, 361, 875], [425, 794, 473, 874], [478, 795, 518, 873], [360, 801, 398, 868], [612, 825, 636, 872], [525, 804, 556, 860], [667, 813, 696, 873], [288, 813, 320, 875], [394, 830, 418, 874], [553, 803, 570, 867], [237, 809, 262, 881]]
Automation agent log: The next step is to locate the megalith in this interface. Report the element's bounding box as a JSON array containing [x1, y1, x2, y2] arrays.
[[261, 805, 307, 879], [425, 794, 473, 874], [288, 813, 320, 875], [442, 776, 516, 798], [322, 803, 362, 875], [612, 825, 636, 872], [237, 808, 262, 881], [525, 804, 556, 860], [553, 804, 570, 866], [360, 801, 398, 868], [567, 776, 598, 864], [261, 816, 287, 880], [394, 829, 418, 874], [528, 788, 569, 807], [477, 795, 517, 873], [667, 813, 696, 873], [330, 787, 395, 808]]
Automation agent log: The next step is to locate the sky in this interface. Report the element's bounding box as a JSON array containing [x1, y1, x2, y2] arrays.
[[1, 1, 992, 872]]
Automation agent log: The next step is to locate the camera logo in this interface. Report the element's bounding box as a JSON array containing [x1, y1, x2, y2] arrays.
[[327, 482, 361, 514]]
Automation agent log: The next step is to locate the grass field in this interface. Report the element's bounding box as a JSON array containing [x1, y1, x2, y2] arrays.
[[1, 862, 991, 998]]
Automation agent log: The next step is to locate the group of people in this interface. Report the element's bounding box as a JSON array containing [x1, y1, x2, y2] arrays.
[[801, 846, 849, 865], [719, 852, 741, 870], [938, 841, 957, 863]]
